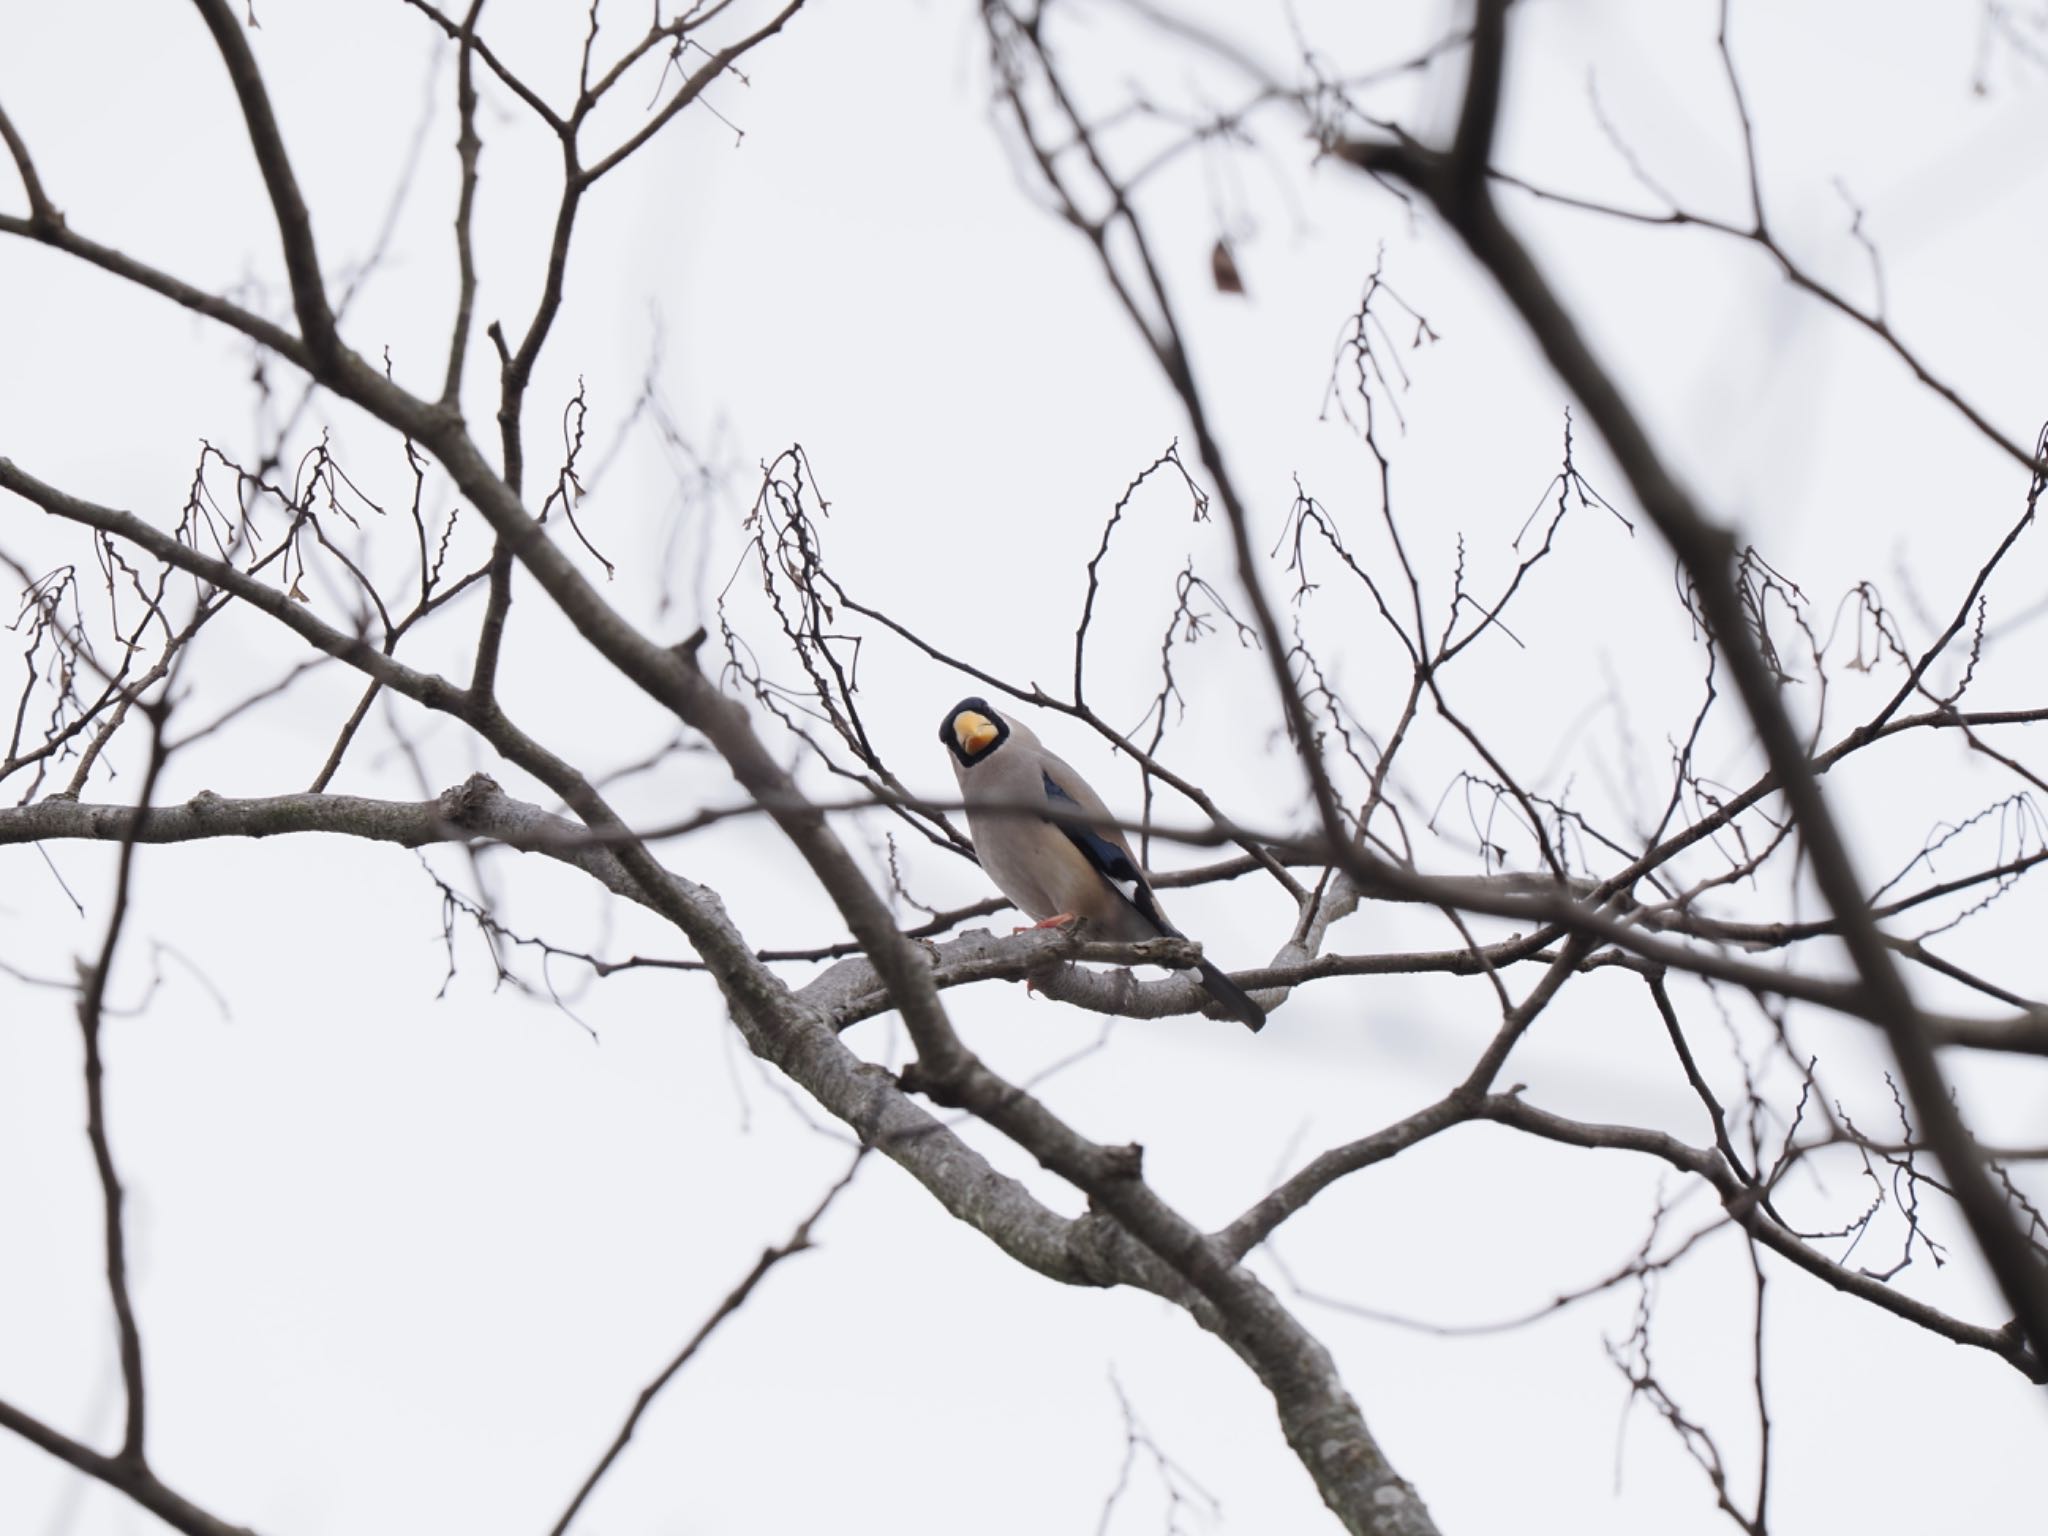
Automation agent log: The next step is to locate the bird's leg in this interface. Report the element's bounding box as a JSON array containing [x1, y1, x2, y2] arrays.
[[1012, 911, 1079, 935]]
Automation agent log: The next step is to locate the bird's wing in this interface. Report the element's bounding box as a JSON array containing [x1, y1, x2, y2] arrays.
[[1030, 745, 1265, 1030], [1036, 754, 1173, 935]]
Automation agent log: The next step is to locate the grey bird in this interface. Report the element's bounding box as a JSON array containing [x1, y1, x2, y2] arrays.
[[939, 696, 1266, 1031]]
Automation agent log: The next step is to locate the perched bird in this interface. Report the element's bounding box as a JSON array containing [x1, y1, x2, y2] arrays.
[[939, 696, 1266, 1031]]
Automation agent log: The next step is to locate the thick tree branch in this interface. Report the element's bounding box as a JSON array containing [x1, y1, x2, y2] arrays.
[[1217, 1097, 1473, 1262], [0, 212, 310, 366], [0, 99, 55, 221], [187, 0, 339, 364], [11, 768, 2047, 1053], [0, 1396, 258, 1536], [0, 463, 1129, 1322]]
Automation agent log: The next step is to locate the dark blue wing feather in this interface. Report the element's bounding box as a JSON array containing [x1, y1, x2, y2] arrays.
[[1040, 770, 1262, 1027], [1041, 770, 1171, 932]]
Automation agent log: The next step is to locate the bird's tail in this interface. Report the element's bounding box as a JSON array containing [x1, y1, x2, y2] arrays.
[[1195, 957, 1266, 1032]]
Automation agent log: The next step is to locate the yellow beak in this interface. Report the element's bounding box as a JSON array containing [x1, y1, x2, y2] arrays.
[[956, 712, 999, 753]]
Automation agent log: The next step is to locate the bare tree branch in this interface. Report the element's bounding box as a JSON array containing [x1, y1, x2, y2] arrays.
[[548, 1150, 867, 1536]]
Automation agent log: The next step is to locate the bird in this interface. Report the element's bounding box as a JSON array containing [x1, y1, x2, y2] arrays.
[[939, 696, 1266, 1031]]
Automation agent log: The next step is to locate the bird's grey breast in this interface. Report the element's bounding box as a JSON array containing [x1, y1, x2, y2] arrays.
[[959, 747, 1067, 919]]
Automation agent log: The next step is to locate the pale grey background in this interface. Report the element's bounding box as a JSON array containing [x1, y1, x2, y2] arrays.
[[2, 3, 2043, 1532]]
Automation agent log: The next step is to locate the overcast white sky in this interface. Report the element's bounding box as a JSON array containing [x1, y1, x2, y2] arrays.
[[3, 2, 2045, 1533]]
